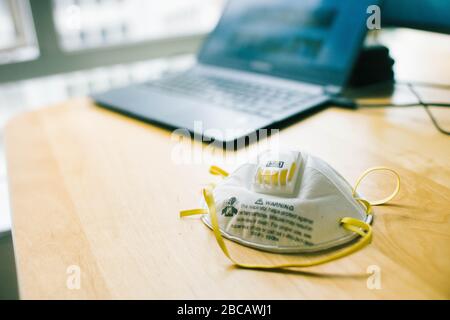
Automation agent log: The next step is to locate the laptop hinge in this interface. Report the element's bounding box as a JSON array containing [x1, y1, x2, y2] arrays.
[[323, 85, 341, 96]]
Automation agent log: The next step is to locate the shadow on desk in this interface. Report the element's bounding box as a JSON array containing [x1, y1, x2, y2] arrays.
[[0, 232, 19, 300]]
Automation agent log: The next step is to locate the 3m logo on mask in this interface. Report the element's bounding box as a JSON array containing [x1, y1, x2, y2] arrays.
[[221, 197, 239, 217], [266, 160, 284, 168]]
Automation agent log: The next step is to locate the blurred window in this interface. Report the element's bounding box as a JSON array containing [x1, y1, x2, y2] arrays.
[[52, 0, 224, 51], [0, 0, 39, 64], [0, 0, 224, 82], [0, 0, 224, 65]]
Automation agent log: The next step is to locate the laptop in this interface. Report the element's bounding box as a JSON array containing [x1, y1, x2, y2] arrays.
[[93, 0, 375, 143]]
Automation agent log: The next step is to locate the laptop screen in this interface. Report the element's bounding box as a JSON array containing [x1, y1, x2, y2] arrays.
[[198, 0, 376, 88]]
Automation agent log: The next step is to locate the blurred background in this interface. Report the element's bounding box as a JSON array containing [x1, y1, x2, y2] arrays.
[[0, 0, 449, 299]]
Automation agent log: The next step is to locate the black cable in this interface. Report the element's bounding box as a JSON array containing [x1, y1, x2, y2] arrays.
[[406, 83, 450, 136], [330, 97, 450, 109], [396, 80, 450, 91], [331, 82, 450, 135], [358, 102, 450, 108]]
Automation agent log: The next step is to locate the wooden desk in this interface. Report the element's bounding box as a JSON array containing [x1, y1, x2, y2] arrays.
[[4, 30, 450, 299]]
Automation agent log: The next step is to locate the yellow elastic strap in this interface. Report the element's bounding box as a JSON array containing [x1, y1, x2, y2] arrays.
[[180, 208, 208, 217], [201, 187, 372, 270], [353, 167, 401, 206], [209, 165, 229, 177], [354, 198, 373, 215]]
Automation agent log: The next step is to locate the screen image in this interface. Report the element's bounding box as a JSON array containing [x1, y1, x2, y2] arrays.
[[199, 0, 376, 87]]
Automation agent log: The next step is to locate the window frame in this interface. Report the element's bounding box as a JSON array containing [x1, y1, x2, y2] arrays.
[[0, 0, 206, 83]]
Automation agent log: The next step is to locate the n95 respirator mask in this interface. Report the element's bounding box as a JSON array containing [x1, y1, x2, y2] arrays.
[[181, 150, 400, 270]]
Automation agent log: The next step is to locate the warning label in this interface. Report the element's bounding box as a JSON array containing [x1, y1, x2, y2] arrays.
[[229, 199, 314, 247]]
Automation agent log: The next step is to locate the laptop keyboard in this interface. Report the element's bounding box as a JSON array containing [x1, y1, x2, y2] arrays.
[[145, 71, 318, 117]]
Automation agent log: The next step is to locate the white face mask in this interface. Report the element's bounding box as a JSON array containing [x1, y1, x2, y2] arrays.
[[181, 150, 400, 270]]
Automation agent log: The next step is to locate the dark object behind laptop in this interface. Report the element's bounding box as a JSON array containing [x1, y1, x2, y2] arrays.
[[348, 45, 395, 87]]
